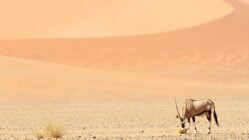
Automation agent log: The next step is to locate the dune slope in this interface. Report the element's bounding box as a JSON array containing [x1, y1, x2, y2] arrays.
[[0, 55, 248, 102]]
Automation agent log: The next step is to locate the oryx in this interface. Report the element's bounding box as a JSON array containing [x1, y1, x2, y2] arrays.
[[175, 99, 219, 134]]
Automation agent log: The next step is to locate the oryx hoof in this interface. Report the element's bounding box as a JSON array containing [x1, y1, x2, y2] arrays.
[[207, 131, 211, 134]]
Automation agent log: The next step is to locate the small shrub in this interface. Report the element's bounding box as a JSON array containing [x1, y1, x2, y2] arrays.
[[45, 123, 64, 139]]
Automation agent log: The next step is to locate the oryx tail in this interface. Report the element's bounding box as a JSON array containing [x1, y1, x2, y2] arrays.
[[213, 105, 219, 127]]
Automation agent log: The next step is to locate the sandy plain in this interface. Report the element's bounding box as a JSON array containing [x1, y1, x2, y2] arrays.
[[0, 98, 249, 139]]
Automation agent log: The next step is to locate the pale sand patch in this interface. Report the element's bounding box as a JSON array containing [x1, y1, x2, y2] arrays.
[[0, 0, 233, 38]]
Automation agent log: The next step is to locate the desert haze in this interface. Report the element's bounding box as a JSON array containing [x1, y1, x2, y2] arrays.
[[0, 0, 248, 139]]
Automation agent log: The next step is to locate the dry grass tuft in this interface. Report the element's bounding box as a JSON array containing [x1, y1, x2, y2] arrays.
[[45, 123, 65, 139], [33, 123, 65, 139]]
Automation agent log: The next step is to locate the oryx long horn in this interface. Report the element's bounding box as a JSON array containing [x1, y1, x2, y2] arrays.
[[175, 99, 181, 119]]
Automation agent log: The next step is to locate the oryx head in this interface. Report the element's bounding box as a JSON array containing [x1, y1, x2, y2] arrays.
[[175, 99, 185, 128]]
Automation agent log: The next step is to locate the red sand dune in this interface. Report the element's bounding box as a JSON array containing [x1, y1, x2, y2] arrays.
[[0, 0, 248, 82], [0, 0, 248, 101]]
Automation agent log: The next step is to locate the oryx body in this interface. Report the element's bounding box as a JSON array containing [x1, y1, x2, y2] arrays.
[[175, 99, 219, 134]]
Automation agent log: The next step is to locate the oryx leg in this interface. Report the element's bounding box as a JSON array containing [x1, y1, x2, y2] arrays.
[[207, 110, 212, 134], [186, 118, 191, 132], [192, 117, 198, 133]]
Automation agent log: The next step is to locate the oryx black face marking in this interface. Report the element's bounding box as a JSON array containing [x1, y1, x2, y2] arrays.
[[181, 122, 185, 128]]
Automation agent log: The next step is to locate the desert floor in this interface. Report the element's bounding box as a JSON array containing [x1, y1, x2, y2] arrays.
[[0, 97, 248, 140]]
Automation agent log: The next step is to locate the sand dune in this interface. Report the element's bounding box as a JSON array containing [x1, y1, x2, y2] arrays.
[[0, 0, 248, 84], [0, 0, 248, 101], [0, 0, 233, 38]]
